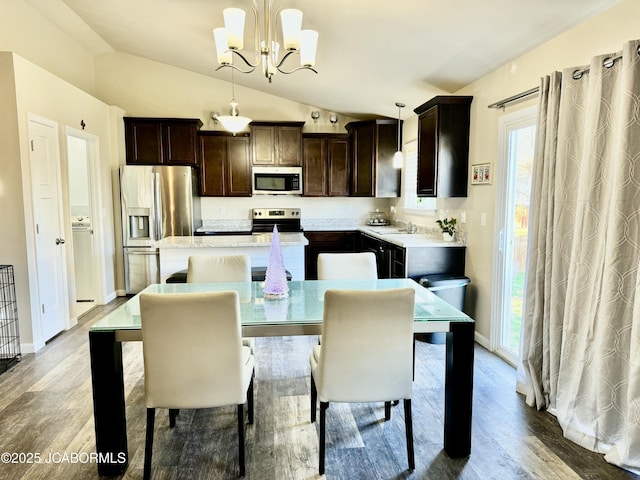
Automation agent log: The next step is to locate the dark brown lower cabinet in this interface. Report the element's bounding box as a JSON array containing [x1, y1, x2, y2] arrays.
[[357, 233, 405, 279], [304, 230, 466, 281], [304, 231, 357, 279]]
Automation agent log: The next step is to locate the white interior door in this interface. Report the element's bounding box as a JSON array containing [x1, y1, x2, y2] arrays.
[[29, 116, 68, 341], [492, 106, 536, 366]]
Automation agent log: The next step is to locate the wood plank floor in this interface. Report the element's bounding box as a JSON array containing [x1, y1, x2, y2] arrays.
[[0, 299, 638, 479]]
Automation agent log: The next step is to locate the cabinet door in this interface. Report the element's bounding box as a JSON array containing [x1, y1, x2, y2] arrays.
[[417, 106, 437, 196], [251, 125, 276, 165], [198, 134, 226, 196], [350, 124, 375, 196], [276, 126, 302, 166], [328, 137, 350, 196], [390, 244, 407, 278], [163, 121, 199, 165], [125, 120, 163, 165], [415, 96, 472, 197], [358, 233, 385, 277], [305, 231, 357, 279], [303, 137, 327, 196], [226, 136, 251, 196]]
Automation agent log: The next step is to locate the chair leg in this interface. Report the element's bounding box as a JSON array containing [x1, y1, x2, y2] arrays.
[[169, 408, 179, 428], [247, 372, 255, 425], [310, 374, 317, 422], [237, 404, 245, 477], [143, 408, 156, 480], [403, 399, 415, 471], [412, 334, 416, 380], [384, 401, 392, 421], [319, 402, 329, 475]]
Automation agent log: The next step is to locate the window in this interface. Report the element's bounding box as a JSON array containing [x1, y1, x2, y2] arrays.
[[402, 140, 436, 211]]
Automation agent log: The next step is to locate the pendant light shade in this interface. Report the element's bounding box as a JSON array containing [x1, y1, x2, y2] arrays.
[[393, 102, 405, 169], [280, 9, 303, 50], [222, 8, 245, 50], [218, 100, 251, 134]]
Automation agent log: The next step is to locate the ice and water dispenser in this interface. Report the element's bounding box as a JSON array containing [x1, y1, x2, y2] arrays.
[[127, 208, 151, 240]]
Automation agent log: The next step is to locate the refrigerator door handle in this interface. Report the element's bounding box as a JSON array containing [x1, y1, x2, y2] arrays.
[[153, 171, 162, 241], [126, 250, 159, 256]]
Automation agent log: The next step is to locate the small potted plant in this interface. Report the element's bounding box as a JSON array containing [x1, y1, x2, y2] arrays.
[[436, 217, 457, 242]]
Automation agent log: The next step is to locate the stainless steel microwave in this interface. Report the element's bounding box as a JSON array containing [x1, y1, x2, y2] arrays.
[[252, 166, 303, 195]]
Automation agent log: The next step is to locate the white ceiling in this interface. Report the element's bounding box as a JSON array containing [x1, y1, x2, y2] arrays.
[[28, 0, 619, 119]]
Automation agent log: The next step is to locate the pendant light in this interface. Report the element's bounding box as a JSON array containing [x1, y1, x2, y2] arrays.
[[393, 102, 405, 169], [218, 68, 251, 134]]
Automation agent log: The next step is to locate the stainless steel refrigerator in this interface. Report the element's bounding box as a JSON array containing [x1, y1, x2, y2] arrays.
[[120, 165, 201, 294]]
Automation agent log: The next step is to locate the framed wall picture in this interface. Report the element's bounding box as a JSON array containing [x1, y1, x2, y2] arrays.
[[472, 163, 492, 185]]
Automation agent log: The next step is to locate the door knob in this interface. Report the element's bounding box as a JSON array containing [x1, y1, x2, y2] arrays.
[[55, 238, 66, 245]]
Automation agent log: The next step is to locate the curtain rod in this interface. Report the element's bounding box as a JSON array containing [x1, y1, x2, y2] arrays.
[[487, 87, 540, 110], [489, 46, 640, 110]]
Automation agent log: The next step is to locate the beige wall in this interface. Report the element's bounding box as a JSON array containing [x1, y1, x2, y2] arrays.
[[440, 0, 640, 344], [0, 53, 32, 348], [0, 0, 98, 95], [3, 53, 116, 351]]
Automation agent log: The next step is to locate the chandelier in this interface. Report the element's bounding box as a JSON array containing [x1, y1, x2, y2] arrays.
[[213, 0, 319, 83]]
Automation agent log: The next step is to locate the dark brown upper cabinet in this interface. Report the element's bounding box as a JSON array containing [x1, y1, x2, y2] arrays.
[[345, 119, 400, 198], [124, 117, 202, 165], [413, 96, 472, 197], [250, 121, 304, 166], [302, 134, 350, 197], [198, 132, 251, 197]]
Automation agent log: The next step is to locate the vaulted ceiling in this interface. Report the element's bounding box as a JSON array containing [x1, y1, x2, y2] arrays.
[[27, 0, 619, 119]]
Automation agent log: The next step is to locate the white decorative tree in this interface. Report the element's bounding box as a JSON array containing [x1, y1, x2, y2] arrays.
[[263, 225, 289, 299]]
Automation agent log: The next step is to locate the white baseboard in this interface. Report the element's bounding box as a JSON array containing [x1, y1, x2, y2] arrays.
[[474, 331, 491, 350], [105, 291, 118, 303], [20, 339, 45, 354]]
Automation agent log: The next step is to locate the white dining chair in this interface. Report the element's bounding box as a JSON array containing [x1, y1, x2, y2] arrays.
[[309, 287, 416, 475], [317, 252, 378, 280], [140, 291, 254, 479], [187, 254, 254, 353], [186, 254, 252, 283]]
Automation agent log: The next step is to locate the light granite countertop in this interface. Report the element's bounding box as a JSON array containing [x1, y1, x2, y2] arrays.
[[357, 226, 465, 248], [156, 233, 309, 248], [194, 220, 465, 248]]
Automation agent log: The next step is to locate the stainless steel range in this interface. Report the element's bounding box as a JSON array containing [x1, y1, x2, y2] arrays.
[[251, 208, 302, 234]]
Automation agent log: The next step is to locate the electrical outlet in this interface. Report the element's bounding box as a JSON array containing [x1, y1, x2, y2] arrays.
[[219, 205, 226, 215], [480, 212, 486, 226], [390, 206, 396, 214], [461, 211, 467, 224]]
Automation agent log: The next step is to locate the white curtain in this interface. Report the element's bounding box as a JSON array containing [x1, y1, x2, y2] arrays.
[[521, 39, 640, 473]]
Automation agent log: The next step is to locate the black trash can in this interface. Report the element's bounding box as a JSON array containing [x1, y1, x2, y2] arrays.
[[418, 273, 470, 344]]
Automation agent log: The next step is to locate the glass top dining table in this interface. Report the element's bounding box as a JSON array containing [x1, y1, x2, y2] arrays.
[[90, 278, 472, 338], [88, 278, 475, 476]]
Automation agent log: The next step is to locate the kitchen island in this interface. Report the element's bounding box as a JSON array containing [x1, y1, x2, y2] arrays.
[[157, 233, 309, 282]]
